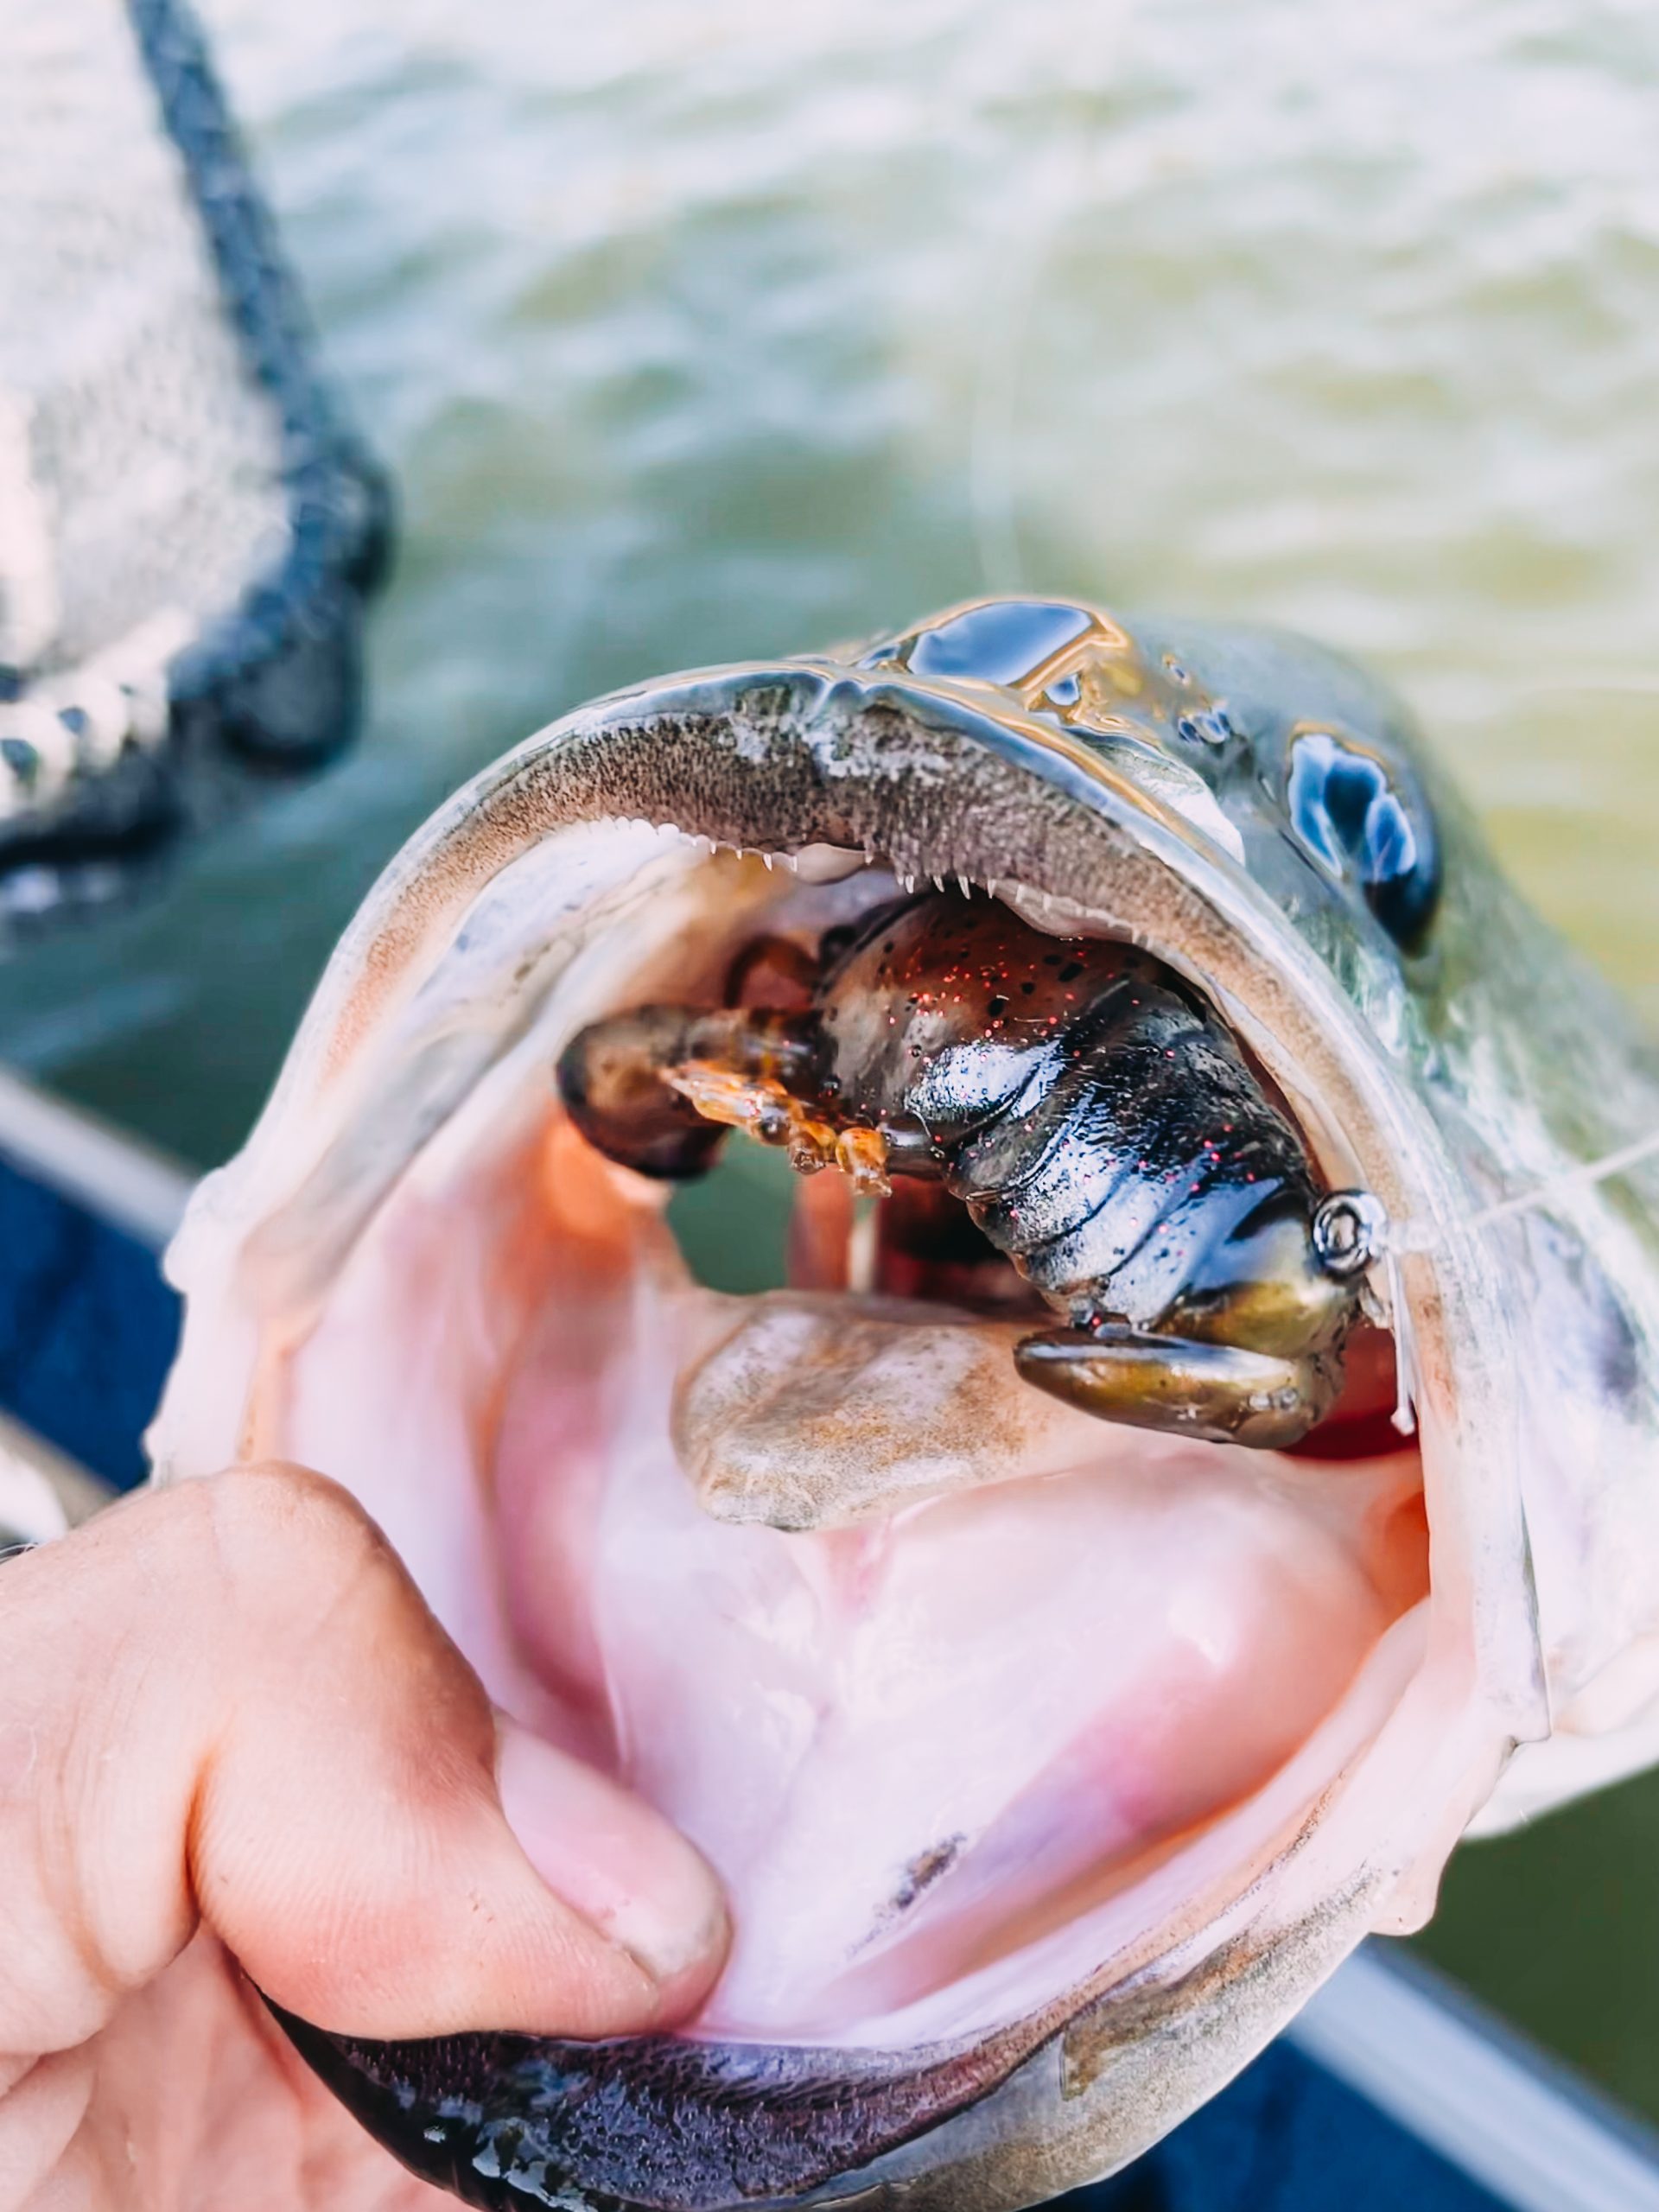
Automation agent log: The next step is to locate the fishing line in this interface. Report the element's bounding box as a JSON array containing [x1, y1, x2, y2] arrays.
[[1465, 1124, 1659, 1233], [1382, 1248, 1421, 1440], [1371, 1122, 1659, 1440]]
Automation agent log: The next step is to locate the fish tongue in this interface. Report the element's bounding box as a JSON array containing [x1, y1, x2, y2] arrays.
[[671, 1290, 1140, 1530]]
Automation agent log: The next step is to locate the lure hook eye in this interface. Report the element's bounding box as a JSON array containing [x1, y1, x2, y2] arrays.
[[1312, 1190, 1389, 1280]]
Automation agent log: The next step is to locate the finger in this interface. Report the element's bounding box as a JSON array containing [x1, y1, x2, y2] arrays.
[[0, 1465, 727, 2058], [0, 2049, 94, 2207]]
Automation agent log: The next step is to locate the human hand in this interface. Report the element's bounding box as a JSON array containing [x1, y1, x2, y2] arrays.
[[0, 1465, 728, 2210]]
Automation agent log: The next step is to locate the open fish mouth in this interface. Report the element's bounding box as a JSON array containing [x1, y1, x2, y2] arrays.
[[151, 602, 1563, 2209]]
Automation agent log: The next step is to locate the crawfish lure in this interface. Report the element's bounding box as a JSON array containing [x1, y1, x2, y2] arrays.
[[559, 890, 1382, 1447]]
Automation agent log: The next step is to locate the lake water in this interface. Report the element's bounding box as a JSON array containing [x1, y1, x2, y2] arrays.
[[10, 0, 1659, 2120]]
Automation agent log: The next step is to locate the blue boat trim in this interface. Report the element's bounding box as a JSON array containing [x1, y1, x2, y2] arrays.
[[0, 1071, 1653, 2209], [0, 1071, 186, 1491], [0, 1068, 191, 1255], [1290, 1942, 1659, 2212]]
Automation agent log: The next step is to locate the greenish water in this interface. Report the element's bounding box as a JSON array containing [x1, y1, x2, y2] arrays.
[[10, 0, 1659, 2118]]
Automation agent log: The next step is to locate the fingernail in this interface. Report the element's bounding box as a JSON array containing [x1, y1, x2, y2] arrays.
[[494, 1716, 728, 1995]]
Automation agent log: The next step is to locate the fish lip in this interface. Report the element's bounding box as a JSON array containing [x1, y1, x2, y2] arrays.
[[551, 652, 1236, 870], [153, 622, 1539, 2209], [270, 1993, 1071, 2211], [264, 1792, 1391, 2212]]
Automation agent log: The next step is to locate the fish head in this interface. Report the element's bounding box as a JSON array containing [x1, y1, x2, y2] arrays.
[[148, 599, 1659, 2209]]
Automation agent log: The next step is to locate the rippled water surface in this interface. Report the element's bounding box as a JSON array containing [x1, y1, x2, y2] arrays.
[[10, 0, 1659, 2120]]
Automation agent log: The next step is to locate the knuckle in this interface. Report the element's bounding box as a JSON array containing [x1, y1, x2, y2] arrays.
[[191, 1464, 406, 1637]]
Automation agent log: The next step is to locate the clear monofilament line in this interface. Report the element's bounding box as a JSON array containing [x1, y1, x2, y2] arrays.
[[1465, 1124, 1659, 1233], [1382, 1248, 1421, 1439], [1380, 1122, 1659, 1260], [1375, 1123, 1659, 1440]]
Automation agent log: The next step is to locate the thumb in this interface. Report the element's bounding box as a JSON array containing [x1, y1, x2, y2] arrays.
[[0, 1465, 727, 2057]]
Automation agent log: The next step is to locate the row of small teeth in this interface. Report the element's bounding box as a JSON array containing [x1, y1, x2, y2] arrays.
[[609, 817, 1103, 928]]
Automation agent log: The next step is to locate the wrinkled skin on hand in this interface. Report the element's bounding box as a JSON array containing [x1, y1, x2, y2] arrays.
[[4, 1931, 451, 2212], [0, 1470, 727, 2212]]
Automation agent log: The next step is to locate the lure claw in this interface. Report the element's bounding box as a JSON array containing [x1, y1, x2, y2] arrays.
[[1013, 1326, 1337, 1451]]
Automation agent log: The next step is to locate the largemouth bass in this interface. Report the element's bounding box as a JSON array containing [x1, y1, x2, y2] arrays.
[[149, 598, 1659, 2210]]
